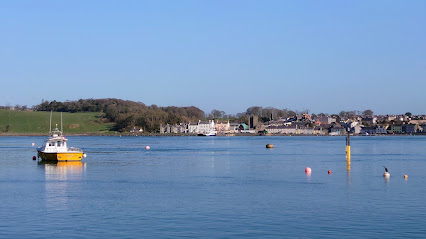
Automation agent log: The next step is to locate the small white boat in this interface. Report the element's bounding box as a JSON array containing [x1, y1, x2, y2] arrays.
[[205, 130, 217, 136], [197, 130, 217, 136]]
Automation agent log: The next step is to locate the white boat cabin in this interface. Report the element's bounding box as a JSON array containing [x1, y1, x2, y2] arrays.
[[37, 126, 82, 153]]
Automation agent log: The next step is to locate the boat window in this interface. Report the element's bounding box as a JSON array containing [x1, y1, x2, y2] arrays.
[[57, 141, 61, 147]]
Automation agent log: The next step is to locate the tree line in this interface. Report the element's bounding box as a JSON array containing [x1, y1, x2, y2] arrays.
[[33, 99, 205, 132]]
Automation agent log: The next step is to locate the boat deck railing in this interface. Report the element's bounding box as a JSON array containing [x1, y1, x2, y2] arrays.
[[69, 147, 83, 152]]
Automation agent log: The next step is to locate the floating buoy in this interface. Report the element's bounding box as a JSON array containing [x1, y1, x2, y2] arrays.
[[305, 167, 312, 173], [145, 146, 150, 150], [83, 154, 87, 158], [31, 143, 35, 146], [32, 156, 36, 160], [404, 175, 408, 179], [383, 166, 390, 178], [266, 144, 274, 148], [328, 170, 331, 174]]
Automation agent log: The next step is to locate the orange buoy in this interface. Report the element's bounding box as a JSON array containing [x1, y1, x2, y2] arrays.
[[328, 170, 331, 174], [305, 167, 312, 173], [404, 175, 408, 179], [266, 144, 274, 148], [145, 146, 150, 150]]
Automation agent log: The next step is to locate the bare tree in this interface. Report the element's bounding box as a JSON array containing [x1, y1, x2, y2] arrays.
[[363, 109, 373, 116], [210, 109, 225, 118]]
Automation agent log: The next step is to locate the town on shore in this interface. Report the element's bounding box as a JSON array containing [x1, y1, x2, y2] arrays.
[[1, 99, 425, 136], [159, 114, 426, 136]]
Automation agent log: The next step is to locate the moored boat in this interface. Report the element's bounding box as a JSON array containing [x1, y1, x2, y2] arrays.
[[197, 130, 217, 136], [205, 130, 217, 136], [37, 112, 84, 161]]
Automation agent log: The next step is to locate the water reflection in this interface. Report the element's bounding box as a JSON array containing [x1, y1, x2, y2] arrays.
[[384, 174, 390, 184], [39, 161, 86, 176], [305, 172, 311, 182], [39, 161, 86, 210], [346, 158, 351, 186], [384, 177, 390, 184]]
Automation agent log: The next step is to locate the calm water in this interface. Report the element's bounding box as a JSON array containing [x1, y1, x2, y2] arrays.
[[1, 136, 426, 238]]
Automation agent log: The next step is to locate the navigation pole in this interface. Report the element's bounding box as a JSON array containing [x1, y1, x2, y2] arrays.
[[346, 128, 351, 162]]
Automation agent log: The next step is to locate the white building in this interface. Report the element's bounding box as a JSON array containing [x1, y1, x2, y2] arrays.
[[197, 120, 215, 134], [187, 122, 199, 133]]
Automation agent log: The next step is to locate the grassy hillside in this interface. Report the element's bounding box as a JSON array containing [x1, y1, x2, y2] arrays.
[[0, 110, 114, 134]]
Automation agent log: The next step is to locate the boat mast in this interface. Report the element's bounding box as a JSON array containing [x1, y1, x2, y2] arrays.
[[49, 110, 52, 134], [61, 112, 63, 133]]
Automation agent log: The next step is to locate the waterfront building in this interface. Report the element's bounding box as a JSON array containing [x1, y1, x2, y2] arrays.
[[229, 123, 240, 133], [375, 126, 387, 134], [187, 122, 199, 134], [266, 125, 297, 134], [238, 123, 249, 132], [313, 126, 327, 135], [216, 121, 230, 134], [388, 124, 403, 134], [198, 120, 215, 134], [403, 124, 418, 134], [329, 123, 345, 135], [361, 126, 376, 135], [296, 126, 314, 135], [160, 124, 186, 134], [159, 124, 169, 134]]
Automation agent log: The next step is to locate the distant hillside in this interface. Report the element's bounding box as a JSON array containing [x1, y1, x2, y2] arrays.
[[0, 110, 113, 135], [31, 98, 206, 132]]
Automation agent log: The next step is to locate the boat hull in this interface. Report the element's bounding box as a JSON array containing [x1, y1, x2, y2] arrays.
[[37, 151, 83, 161]]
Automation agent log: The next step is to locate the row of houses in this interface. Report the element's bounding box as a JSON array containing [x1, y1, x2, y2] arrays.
[[160, 116, 426, 135], [160, 120, 253, 135], [266, 121, 425, 135], [266, 124, 423, 135]]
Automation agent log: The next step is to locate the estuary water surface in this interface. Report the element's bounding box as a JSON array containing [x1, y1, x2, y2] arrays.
[[1, 136, 426, 238]]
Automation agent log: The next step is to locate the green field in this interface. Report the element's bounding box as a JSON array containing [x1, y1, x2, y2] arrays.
[[0, 110, 114, 135]]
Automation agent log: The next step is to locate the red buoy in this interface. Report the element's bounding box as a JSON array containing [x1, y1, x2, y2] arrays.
[[328, 170, 331, 174], [32, 156, 36, 160], [305, 167, 312, 173]]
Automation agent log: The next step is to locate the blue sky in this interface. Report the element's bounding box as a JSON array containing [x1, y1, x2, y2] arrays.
[[1, 1, 425, 115]]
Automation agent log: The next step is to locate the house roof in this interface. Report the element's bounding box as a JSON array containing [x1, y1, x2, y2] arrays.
[[239, 123, 249, 130]]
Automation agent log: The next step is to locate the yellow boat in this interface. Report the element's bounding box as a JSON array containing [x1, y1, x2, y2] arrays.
[[37, 112, 85, 161]]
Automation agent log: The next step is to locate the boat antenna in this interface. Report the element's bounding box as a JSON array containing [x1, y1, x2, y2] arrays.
[[49, 110, 52, 134], [61, 111, 63, 133]]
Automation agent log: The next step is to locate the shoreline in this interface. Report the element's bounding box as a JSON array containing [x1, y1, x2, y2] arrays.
[[1, 133, 424, 137]]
